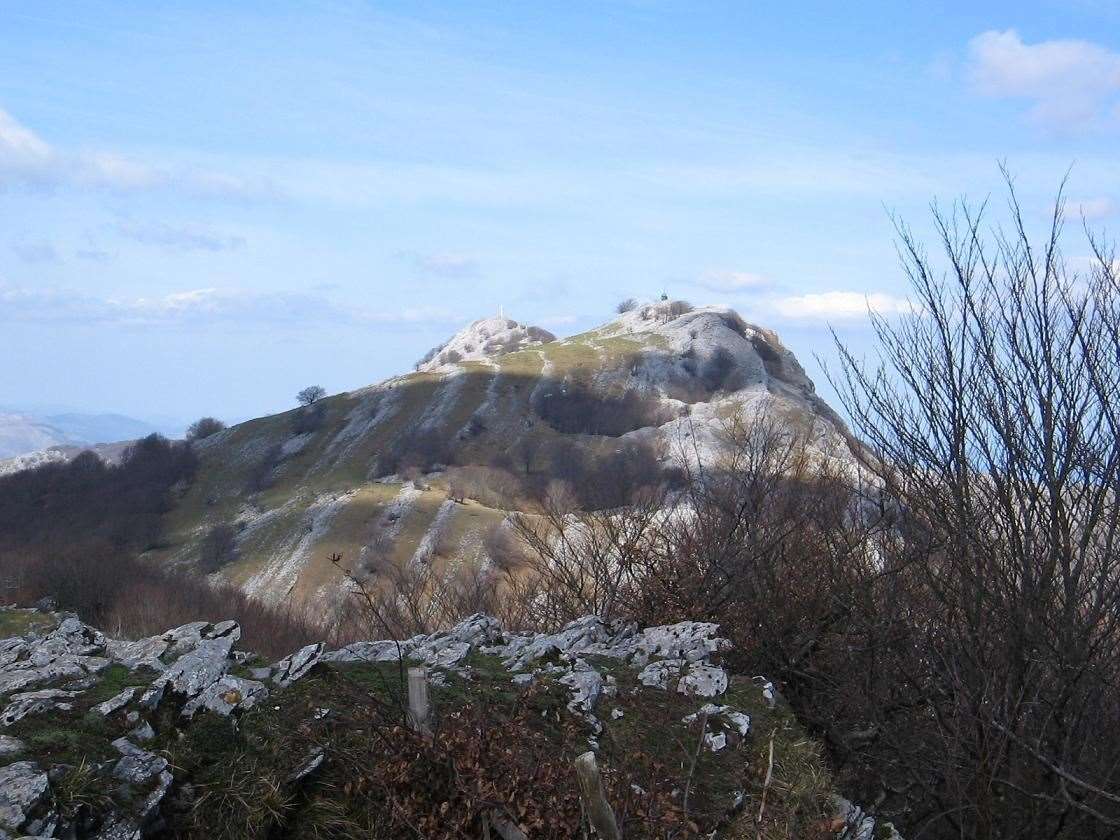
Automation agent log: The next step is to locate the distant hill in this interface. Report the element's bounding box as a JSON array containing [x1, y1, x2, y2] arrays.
[[0, 409, 170, 460], [146, 301, 854, 610]]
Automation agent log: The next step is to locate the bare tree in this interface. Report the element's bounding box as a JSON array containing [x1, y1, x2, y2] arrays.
[[616, 297, 638, 314], [296, 385, 327, 406], [829, 172, 1120, 838], [509, 479, 667, 625]]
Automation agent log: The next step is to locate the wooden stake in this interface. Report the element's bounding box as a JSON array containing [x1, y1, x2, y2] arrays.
[[574, 751, 622, 840], [407, 666, 431, 736]]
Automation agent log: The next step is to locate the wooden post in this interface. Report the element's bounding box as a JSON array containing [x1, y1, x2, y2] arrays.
[[574, 751, 621, 840], [407, 666, 431, 736]]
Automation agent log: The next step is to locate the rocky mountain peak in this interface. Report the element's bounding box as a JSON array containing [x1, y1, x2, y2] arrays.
[[415, 315, 556, 372]]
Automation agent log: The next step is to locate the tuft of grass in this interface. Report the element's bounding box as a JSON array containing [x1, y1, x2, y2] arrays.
[[53, 758, 114, 820]]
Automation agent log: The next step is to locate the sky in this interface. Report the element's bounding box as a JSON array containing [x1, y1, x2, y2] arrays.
[[1, 1, 1119, 426]]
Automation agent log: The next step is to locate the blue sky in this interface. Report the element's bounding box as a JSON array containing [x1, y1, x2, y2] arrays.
[[2, 1, 1118, 425]]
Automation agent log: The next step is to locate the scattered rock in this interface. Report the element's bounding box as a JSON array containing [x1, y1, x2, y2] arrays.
[[94, 687, 138, 716], [105, 636, 169, 671], [0, 734, 25, 756], [111, 739, 168, 786], [182, 675, 268, 718], [270, 643, 323, 687], [0, 761, 49, 834], [677, 664, 728, 698], [637, 659, 684, 690], [154, 636, 235, 699], [1, 688, 80, 725]]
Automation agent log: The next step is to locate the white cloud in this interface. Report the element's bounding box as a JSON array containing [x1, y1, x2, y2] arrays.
[[968, 29, 1120, 129], [0, 282, 462, 327], [398, 250, 480, 278], [115, 221, 246, 252], [1071, 196, 1116, 220], [694, 270, 770, 293], [0, 106, 274, 199], [773, 291, 912, 320], [11, 242, 59, 264]]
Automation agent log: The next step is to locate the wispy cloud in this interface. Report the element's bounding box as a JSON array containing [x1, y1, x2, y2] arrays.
[[11, 241, 59, 264], [772, 291, 912, 320], [0, 282, 464, 328], [693, 270, 771, 293], [397, 250, 480, 278], [1070, 196, 1116, 221], [968, 30, 1120, 130], [115, 221, 246, 252], [0, 106, 275, 199]]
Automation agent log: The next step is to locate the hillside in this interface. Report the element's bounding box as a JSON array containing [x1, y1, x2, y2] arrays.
[[149, 301, 854, 611]]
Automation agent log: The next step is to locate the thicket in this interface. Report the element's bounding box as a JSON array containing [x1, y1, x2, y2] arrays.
[[0, 434, 321, 658]]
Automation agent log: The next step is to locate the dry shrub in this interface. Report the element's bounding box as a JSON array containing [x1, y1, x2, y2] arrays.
[[0, 545, 324, 659]]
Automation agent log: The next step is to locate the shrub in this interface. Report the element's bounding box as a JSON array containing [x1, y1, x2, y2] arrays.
[[533, 381, 670, 436], [666, 299, 693, 317], [186, 416, 226, 441], [616, 297, 638, 314], [290, 402, 325, 434], [199, 523, 238, 573], [700, 346, 736, 392]]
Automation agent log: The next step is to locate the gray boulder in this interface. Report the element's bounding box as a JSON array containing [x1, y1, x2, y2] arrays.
[[182, 675, 268, 718], [1, 688, 80, 725], [270, 643, 323, 687], [0, 762, 48, 834]]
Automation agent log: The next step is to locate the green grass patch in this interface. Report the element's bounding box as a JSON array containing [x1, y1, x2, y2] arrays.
[[0, 608, 57, 638]]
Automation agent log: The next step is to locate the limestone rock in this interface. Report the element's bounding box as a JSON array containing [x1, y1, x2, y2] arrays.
[[677, 664, 728, 698], [271, 643, 323, 687], [111, 738, 168, 785], [93, 687, 137, 716], [105, 636, 169, 671], [0, 734, 25, 756], [0, 761, 48, 834], [182, 675, 268, 718], [154, 636, 235, 699], [1, 688, 80, 725]]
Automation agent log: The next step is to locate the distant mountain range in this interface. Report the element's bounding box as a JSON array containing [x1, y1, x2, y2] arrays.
[[0, 408, 180, 460]]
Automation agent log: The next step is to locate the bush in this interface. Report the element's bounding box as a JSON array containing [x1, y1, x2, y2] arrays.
[[616, 297, 638, 314], [186, 416, 226, 441], [532, 381, 670, 436], [290, 402, 325, 434], [667, 299, 693, 317], [245, 443, 283, 493], [700, 346, 736, 392], [199, 523, 238, 573]]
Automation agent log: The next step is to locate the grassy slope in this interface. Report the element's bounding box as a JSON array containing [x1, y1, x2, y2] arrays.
[[146, 326, 666, 608]]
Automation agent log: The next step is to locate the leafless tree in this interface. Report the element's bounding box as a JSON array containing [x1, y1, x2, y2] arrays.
[[830, 171, 1120, 838], [508, 479, 668, 625]]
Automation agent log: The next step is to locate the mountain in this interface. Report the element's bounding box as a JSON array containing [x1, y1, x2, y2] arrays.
[[148, 300, 854, 609], [0, 408, 169, 460]]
